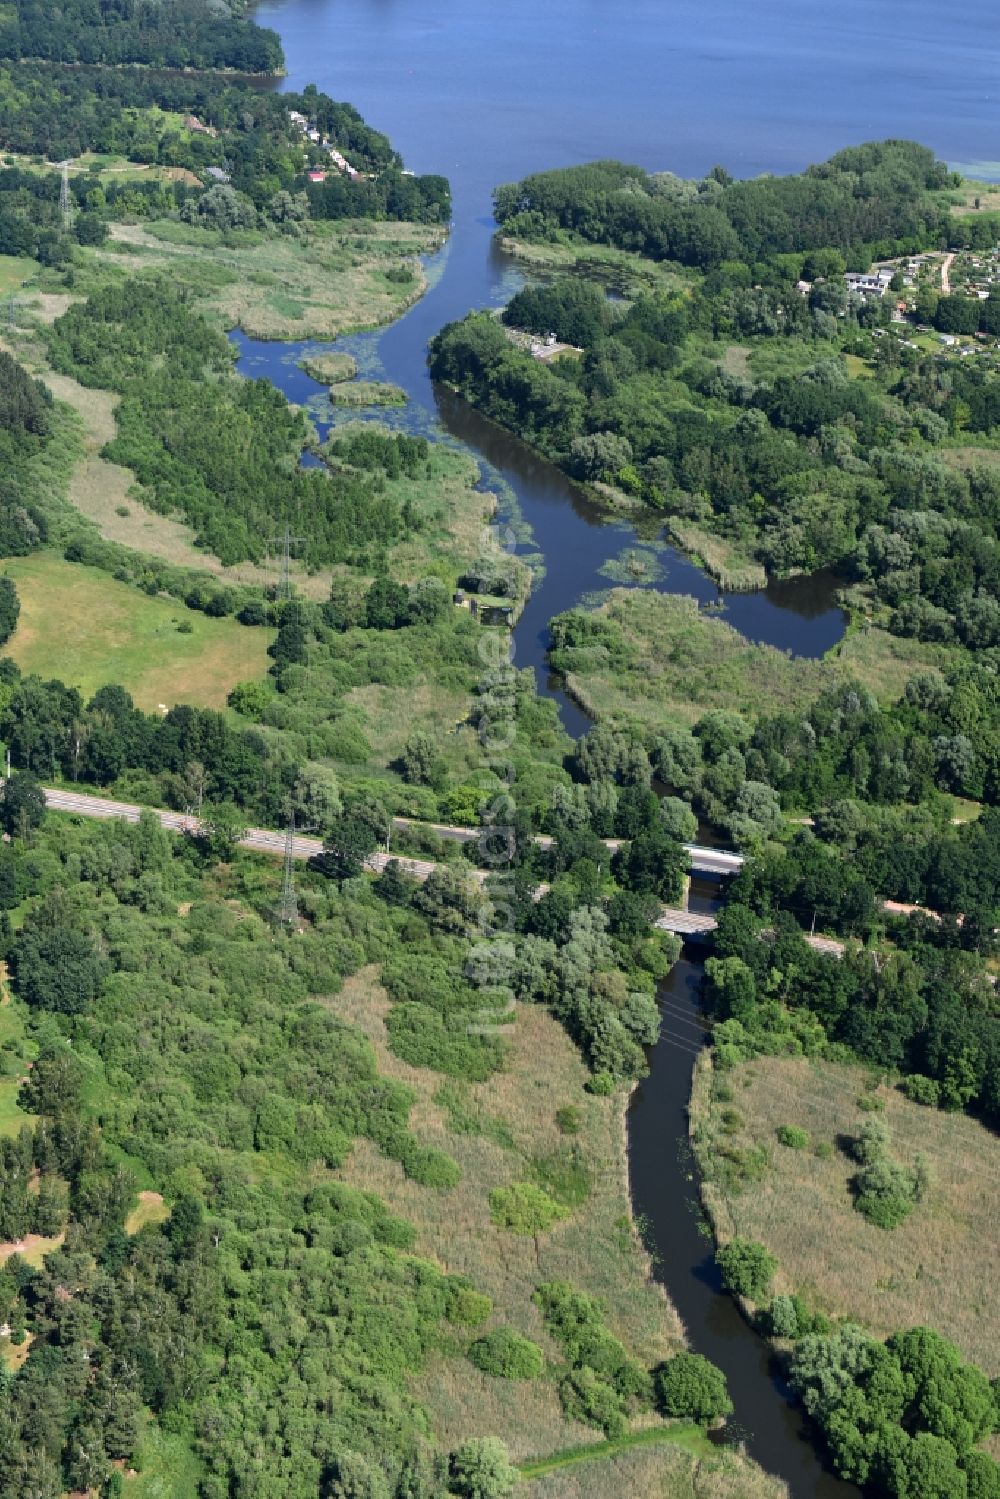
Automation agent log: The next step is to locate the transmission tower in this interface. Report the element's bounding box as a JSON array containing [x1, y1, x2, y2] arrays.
[[268, 522, 306, 600], [275, 805, 316, 928], [58, 161, 73, 231]]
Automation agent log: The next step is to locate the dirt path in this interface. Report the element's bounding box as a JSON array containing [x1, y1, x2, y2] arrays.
[[942, 252, 956, 293]]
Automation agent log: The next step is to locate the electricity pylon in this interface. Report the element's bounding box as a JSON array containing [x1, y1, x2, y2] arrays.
[[268, 523, 306, 600], [275, 805, 315, 928], [58, 161, 73, 230]]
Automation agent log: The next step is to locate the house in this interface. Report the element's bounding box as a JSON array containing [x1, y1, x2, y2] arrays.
[[205, 166, 230, 184], [844, 267, 894, 298], [183, 115, 217, 137], [307, 170, 327, 183], [307, 129, 321, 142]]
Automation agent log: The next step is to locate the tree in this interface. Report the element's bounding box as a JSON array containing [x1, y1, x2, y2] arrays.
[[469, 1328, 545, 1380], [180, 183, 259, 231], [0, 769, 46, 839], [324, 1452, 390, 1499], [316, 815, 377, 883], [364, 578, 410, 630], [0, 577, 19, 646], [657, 1352, 733, 1422], [12, 896, 107, 1015], [448, 1438, 519, 1499], [396, 731, 445, 788], [193, 802, 246, 864], [716, 1237, 777, 1303]]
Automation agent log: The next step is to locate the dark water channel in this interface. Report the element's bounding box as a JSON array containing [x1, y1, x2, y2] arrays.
[[235, 0, 1000, 1487]]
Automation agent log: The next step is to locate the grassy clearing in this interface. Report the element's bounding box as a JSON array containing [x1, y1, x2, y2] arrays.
[[0, 1233, 63, 1270], [0, 1332, 33, 1373], [692, 1054, 1000, 1373], [126, 1421, 205, 1497], [125, 1191, 170, 1235], [949, 177, 1000, 214], [520, 1424, 711, 1476], [559, 591, 950, 732], [496, 234, 690, 298], [329, 967, 684, 1463], [105, 218, 443, 340], [522, 1439, 786, 1499], [0, 253, 36, 297], [0, 553, 271, 711], [0, 1077, 33, 1138], [829, 625, 959, 701]]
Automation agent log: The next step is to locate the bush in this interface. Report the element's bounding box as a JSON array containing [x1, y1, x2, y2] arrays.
[[767, 1294, 801, 1340], [716, 1237, 777, 1303], [447, 1286, 493, 1327], [555, 1105, 581, 1135], [468, 1328, 545, 1380], [488, 1183, 567, 1236], [449, 1438, 519, 1499], [776, 1124, 810, 1150], [900, 1074, 941, 1107], [656, 1352, 733, 1423], [397, 1143, 461, 1190], [558, 1366, 627, 1438]]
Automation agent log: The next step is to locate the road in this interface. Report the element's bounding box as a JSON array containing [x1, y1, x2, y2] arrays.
[[43, 786, 846, 955], [42, 788, 440, 882], [942, 251, 956, 294]]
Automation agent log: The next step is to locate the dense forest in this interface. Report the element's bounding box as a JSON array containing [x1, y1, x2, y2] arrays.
[[0, 0, 283, 72], [493, 143, 957, 269]]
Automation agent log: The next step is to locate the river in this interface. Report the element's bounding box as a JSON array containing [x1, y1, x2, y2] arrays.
[[239, 2, 1000, 1491]]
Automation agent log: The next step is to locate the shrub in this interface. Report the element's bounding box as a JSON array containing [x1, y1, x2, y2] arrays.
[[558, 1366, 627, 1438], [468, 1328, 545, 1380], [716, 1237, 777, 1303], [901, 1074, 941, 1107], [447, 1286, 493, 1327], [488, 1183, 567, 1236], [767, 1294, 801, 1340], [776, 1124, 810, 1150], [656, 1352, 733, 1423], [555, 1105, 581, 1135], [449, 1438, 518, 1499], [397, 1143, 461, 1190], [586, 1070, 615, 1096], [851, 1118, 920, 1230]]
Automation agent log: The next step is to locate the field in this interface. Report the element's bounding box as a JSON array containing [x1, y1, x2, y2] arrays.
[[105, 218, 443, 340], [691, 1054, 1000, 1373], [0, 554, 271, 711], [330, 967, 683, 1458], [557, 590, 944, 733]]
